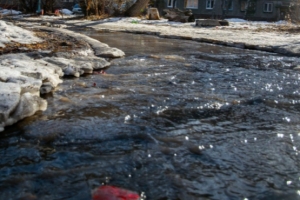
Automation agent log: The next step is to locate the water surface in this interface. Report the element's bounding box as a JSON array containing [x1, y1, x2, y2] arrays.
[[1, 32, 300, 200]]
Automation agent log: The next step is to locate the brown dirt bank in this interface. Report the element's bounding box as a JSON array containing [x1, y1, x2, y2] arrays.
[[0, 29, 88, 55]]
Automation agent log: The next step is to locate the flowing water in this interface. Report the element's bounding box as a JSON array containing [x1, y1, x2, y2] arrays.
[[1, 32, 300, 200]]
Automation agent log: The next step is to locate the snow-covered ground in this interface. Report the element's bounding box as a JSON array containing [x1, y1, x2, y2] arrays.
[[95, 16, 291, 28], [0, 20, 42, 48], [0, 9, 22, 16], [8, 13, 295, 52], [60, 16, 299, 56], [18, 12, 294, 29], [17, 14, 299, 56], [59, 9, 74, 15]]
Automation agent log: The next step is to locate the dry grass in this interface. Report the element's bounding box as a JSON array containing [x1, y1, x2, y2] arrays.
[[226, 23, 300, 34], [271, 25, 300, 33], [85, 14, 111, 21], [251, 24, 300, 33], [0, 41, 50, 54], [0, 29, 88, 55]]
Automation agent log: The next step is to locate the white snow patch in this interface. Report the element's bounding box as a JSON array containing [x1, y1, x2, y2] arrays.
[[99, 17, 292, 30], [225, 18, 248, 23], [0, 9, 22, 16], [60, 9, 73, 15], [225, 18, 289, 25], [0, 20, 43, 47], [76, 49, 94, 56]]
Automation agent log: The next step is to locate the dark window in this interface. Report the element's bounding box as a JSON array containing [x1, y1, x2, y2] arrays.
[[206, 0, 214, 9], [168, 0, 176, 7], [240, 0, 247, 11], [223, 0, 233, 10], [264, 3, 273, 12]]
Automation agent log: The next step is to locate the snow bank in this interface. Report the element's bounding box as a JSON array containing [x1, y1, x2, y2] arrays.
[[0, 9, 22, 16], [0, 50, 111, 132], [225, 18, 289, 26], [98, 17, 291, 29], [0, 20, 127, 132], [0, 20, 42, 48], [274, 20, 289, 25], [225, 18, 248, 23], [60, 9, 73, 15]]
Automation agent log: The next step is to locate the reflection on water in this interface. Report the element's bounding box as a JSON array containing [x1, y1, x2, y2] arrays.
[[1, 32, 300, 200]]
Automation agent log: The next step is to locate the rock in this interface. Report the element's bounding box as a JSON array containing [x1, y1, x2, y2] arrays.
[[148, 8, 160, 20], [164, 55, 186, 62], [195, 19, 229, 27], [196, 19, 221, 27], [52, 24, 62, 28], [163, 8, 195, 23], [41, 22, 51, 27], [63, 65, 81, 77], [219, 20, 229, 26], [95, 47, 125, 58], [293, 65, 300, 70], [40, 82, 54, 94]]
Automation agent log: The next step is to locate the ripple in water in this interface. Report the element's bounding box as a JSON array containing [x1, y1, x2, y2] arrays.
[[1, 32, 300, 200]]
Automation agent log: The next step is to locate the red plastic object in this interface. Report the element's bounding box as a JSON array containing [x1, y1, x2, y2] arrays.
[[92, 185, 140, 200]]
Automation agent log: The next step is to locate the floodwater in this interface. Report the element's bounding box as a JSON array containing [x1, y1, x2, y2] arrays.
[[1, 32, 300, 200]]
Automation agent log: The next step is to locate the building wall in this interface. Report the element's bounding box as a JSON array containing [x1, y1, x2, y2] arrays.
[[163, 0, 290, 21]]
